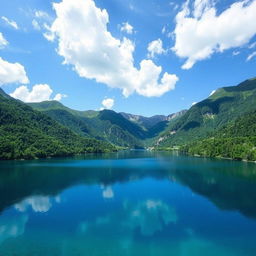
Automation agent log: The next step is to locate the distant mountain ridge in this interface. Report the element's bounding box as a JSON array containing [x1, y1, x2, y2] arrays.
[[156, 77, 256, 148], [28, 101, 186, 148], [120, 110, 187, 130], [1, 77, 256, 161]]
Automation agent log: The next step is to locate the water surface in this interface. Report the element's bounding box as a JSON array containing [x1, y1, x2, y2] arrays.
[[0, 151, 256, 255]]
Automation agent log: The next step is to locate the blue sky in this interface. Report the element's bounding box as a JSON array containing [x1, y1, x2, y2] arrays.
[[0, 0, 255, 116]]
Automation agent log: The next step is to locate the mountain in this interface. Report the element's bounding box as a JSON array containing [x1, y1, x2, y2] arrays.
[[28, 101, 187, 148], [156, 78, 256, 147], [120, 113, 168, 129], [181, 110, 256, 161], [120, 110, 187, 130], [28, 102, 145, 148], [0, 90, 115, 160]]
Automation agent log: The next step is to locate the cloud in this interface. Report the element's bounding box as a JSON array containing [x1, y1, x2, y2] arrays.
[[54, 93, 67, 101], [147, 39, 165, 58], [32, 19, 41, 30], [232, 51, 240, 56], [0, 32, 8, 49], [0, 57, 29, 86], [247, 51, 256, 61], [192, 101, 197, 106], [1, 16, 19, 30], [162, 26, 166, 34], [10, 84, 64, 103], [249, 41, 256, 49], [46, 0, 178, 97], [209, 89, 216, 96], [32, 10, 52, 32], [102, 98, 114, 109], [120, 22, 133, 34], [173, 0, 256, 69], [35, 10, 50, 19]]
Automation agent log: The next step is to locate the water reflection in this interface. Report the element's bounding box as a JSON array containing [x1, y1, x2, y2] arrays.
[[0, 152, 256, 255], [0, 152, 256, 219], [15, 196, 52, 213], [78, 199, 177, 237], [0, 215, 28, 245]]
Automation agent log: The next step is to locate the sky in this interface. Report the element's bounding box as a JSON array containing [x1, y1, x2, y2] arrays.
[[0, 0, 255, 117]]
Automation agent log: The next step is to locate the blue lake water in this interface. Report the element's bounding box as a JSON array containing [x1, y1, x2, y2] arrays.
[[0, 150, 256, 255]]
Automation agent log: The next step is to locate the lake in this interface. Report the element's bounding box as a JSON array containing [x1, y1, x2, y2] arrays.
[[0, 150, 256, 255]]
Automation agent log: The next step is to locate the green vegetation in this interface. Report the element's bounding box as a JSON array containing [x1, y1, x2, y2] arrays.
[[28, 102, 181, 148], [156, 78, 256, 148], [1, 77, 256, 162], [0, 90, 116, 160], [181, 111, 256, 161]]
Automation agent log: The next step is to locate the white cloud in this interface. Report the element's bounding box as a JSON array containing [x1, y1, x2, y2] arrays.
[[147, 39, 165, 58], [173, 0, 256, 69], [32, 19, 41, 30], [54, 93, 67, 101], [162, 26, 166, 34], [45, 0, 178, 97], [192, 101, 197, 106], [249, 41, 256, 49], [0, 57, 29, 86], [32, 10, 52, 33], [0, 32, 8, 49], [232, 51, 240, 56], [120, 22, 133, 34], [247, 51, 256, 61], [35, 10, 50, 19], [1, 16, 19, 30], [209, 89, 216, 96], [10, 84, 64, 103], [102, 98, 114, 109]]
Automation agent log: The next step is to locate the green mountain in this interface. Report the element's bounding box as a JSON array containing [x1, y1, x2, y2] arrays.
[[28, 102, 145, 148], [28, 101, 187, 148], [0, 90, 115, 160], [156, 78, 256, 147], [120, 113, 168, 130], [181, 110, 256, 161]]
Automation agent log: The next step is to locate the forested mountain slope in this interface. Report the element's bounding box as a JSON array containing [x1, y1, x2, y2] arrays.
[[156, 78, 256, 147], [0, 90, 115, 160]]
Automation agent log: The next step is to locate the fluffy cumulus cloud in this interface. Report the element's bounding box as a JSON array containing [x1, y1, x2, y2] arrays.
[[173, 0, 256, 69], [0, 32, 8, 49], [120, 22, 133, 34], [101, 98, 114, 109], [46, 0, 178, 97], [10, 84, 65, 103], [147, 39, 165, 58], [0, 57, 29, 86], [54, 93, 67, 101], [1, 16, 19, 30]]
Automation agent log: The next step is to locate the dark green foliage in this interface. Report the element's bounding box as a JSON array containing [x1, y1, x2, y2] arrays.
[[0, 92, 116, 160], [98, 110, 147, 139], [28, 103, 157, 148], [181, 111, 256, 161], [157, 78, 256, 147]]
